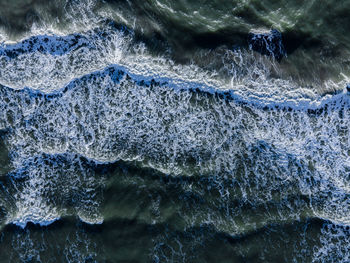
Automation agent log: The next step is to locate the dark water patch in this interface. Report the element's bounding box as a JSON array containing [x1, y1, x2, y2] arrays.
[[0, 216, 327, 263], [0, 130, 11, 176], [282, 29, 321, 55], [0, 0, 42, 35], [98, 157, 313, 236], [0, 217, 151, 263], [248, 29, 286, 61], [223, 218, 325, 263]]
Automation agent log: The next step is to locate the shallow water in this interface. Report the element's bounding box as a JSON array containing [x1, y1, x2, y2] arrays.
[[1, 0, 350, 262]]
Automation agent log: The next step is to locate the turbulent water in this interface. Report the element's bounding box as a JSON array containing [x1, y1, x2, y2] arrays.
[[1, 0, 350, 262]]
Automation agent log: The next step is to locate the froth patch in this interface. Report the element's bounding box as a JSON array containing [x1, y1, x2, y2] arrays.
[[5, 153, 104, 229], [0, 28, 127, 92], [313, 223, 350, 263]]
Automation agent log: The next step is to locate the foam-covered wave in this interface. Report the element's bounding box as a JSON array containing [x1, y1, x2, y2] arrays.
[[1, 61, 350, 229], [0, 26, 129, 92]]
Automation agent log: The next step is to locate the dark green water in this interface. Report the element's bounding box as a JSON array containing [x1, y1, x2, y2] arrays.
[[1, 0, 350, 262]]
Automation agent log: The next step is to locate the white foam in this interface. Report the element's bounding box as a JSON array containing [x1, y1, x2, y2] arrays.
[[4, 153, 104, 229]]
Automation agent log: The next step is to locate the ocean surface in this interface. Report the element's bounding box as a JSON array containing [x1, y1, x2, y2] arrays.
[[1, 0, 350, 262]]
